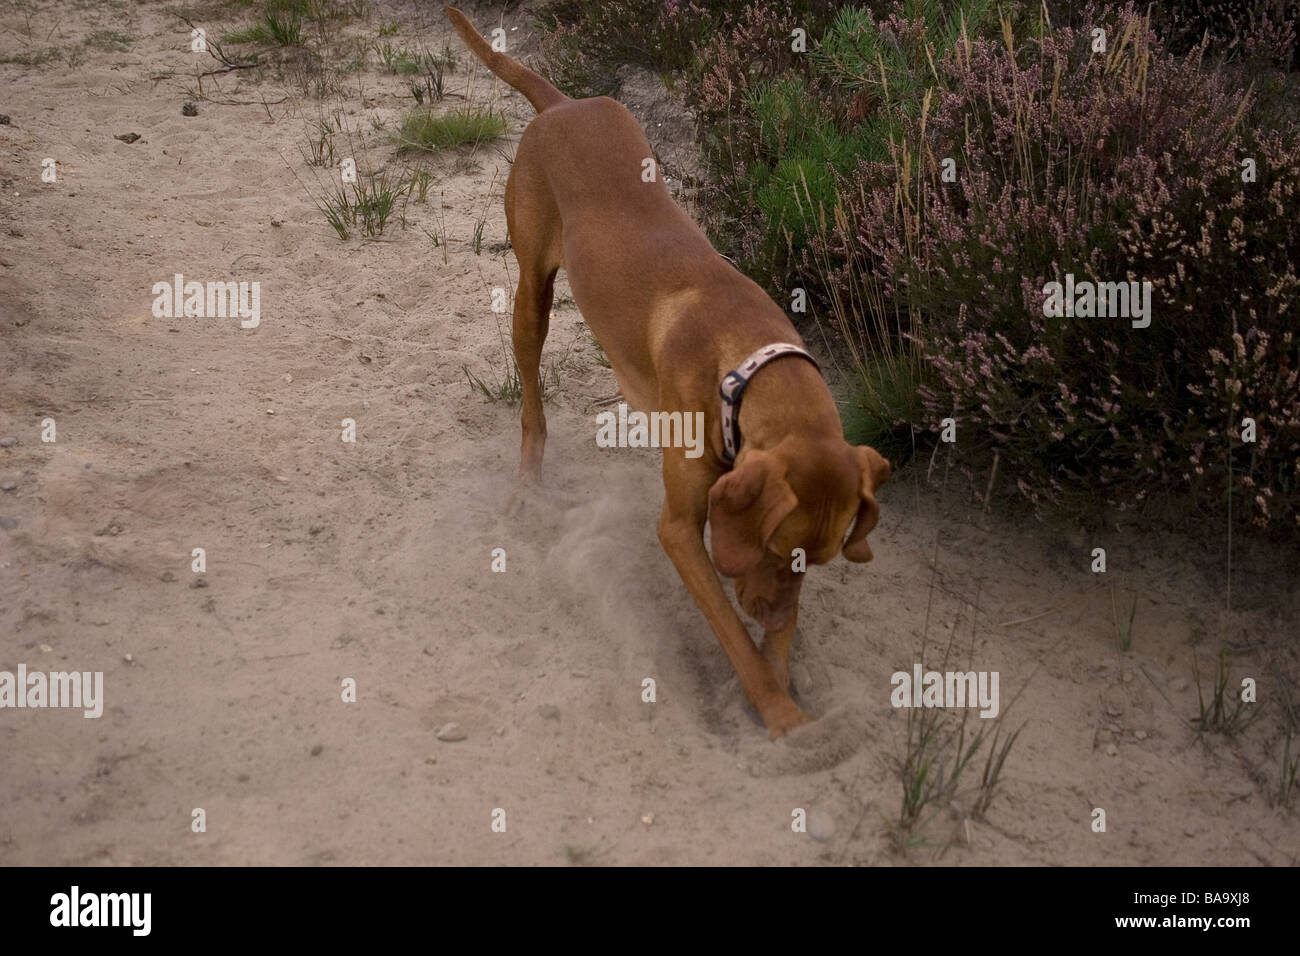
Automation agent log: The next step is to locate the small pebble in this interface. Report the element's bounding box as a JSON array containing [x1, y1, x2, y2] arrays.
[[792, 663, 813, 696], [538, 704, 560, 720], [123, 653, 134, 664], [310, 744, 323, 756], [0, 437, 16, 447], [640, 813, 654, 826], [808, 809, 836, 842], [1106, 743, 1119, 757], [0, 481, 16, 492], [435, 722, 466, 742], [39, 643, 52, 653], [1134, 730, 1148, 740]]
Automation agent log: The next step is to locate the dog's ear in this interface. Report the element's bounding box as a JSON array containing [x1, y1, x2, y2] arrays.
[[842, 446, 891, 563], [707, 450, 798, 577]]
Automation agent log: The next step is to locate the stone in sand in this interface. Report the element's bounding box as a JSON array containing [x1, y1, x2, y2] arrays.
[[808, 809, 836, 842], [435, 722, 467, 742]]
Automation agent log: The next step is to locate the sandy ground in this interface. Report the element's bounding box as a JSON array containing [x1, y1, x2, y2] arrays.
[[1, 0, 1297, 866]]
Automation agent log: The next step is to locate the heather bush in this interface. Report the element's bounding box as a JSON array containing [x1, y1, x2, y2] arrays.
[[1148, 0, 1299, 69], [826, 3, 1300, 527], [689, 0, 994, 283], [533, 0, 730, 98]]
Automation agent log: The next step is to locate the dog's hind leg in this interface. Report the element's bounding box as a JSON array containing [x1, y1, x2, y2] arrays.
[[511, 264, 555, 483], [502, 158, 562, 504]]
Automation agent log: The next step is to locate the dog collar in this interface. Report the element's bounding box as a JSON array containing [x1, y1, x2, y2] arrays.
[[719, 343, 820, 465]]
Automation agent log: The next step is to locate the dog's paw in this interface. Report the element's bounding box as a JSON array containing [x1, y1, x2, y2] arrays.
[[504, 476, 541, 517], [764, 698, 813, 740], [747, 706, 865, 777], [504, 487, 525, 517]]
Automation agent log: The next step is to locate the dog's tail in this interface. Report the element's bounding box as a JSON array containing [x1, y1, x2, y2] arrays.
[[444, 6, 568, 114]]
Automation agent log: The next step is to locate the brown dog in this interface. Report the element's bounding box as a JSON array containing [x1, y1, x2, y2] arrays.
[[447, 7, 889, 739]]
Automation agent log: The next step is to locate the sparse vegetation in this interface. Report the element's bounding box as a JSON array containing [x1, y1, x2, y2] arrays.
[[407, 167, 432, 204], [288, 110, 409, 240], [300, 113, 340, 167], [225, 6, 305, 47], [0, 48, 62, 66], [84, 30, 134, 52], [894, 690, 1024, 852], [1279, 720, 1298, 807], [375, 41, 456, 75], [892, 563, 1024, 853], [464, 360, 524, 405], [1111, 586, 1138, 653], [410, 60, 449, 104], [1192, 648, 1264, 737], [313, 169, 406, 239]]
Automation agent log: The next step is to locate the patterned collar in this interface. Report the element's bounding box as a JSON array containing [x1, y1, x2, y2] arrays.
[[718, 342, 821, 465]]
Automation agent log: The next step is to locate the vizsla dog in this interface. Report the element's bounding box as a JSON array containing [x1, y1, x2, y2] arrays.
[[447, 7, 890, 739]]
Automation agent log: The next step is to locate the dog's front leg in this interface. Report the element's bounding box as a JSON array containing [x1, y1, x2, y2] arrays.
[[762, 593, 801, 694], [656, 458, 811, 739]]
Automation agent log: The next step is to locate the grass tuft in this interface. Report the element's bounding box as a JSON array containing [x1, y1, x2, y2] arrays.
[[398, 106, 507, 152], [1192, 648, 1263, 738]]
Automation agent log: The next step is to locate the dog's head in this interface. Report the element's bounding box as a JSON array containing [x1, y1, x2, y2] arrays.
[[707, 440, 890, 630]]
